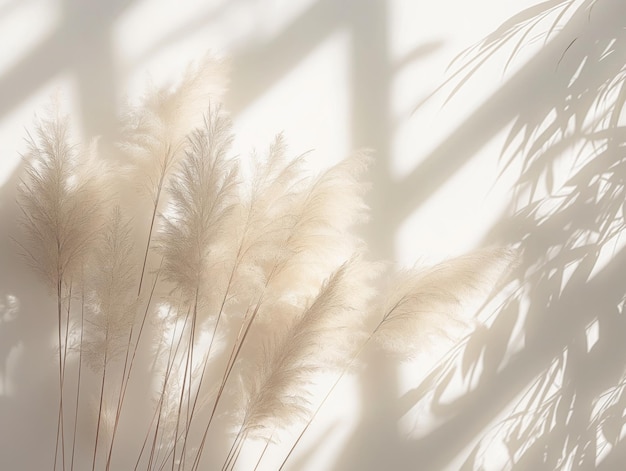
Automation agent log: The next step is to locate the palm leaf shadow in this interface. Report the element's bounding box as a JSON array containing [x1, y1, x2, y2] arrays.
[[397, 0, 626, 469]]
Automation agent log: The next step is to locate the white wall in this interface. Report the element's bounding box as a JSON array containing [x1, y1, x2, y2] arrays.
[[2, 0, 624, 469]]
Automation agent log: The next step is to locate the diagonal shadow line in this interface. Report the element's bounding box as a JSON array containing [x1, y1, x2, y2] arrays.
[[597, 434, 626, 470], [0, 1, 131, 468], [388, 0, 592, 228], [393, 41, 444, 72], [287, 420, 341, 471], [0, 0, 132, 118], [0, 29, 68, 115], [136, 0, 252, 64], [226, 0, 345, 116], [395, 244, 626, 470]]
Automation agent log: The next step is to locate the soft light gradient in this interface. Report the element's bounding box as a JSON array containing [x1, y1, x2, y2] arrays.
[[2, 0, 624, 470]]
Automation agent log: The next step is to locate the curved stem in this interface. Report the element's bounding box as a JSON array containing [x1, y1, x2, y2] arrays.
[[92, 356, 108, 471], [70, 284, 85, 471], [279, 329, 379, 471], [54, 275, 66, 471], [253, 432, 273, 471]]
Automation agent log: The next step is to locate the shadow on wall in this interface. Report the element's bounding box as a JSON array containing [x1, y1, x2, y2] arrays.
[[392, 1, 626, 470], [0, 1, 132, 468], [0, 1, 438, 469], [5, 0, 613, 470]]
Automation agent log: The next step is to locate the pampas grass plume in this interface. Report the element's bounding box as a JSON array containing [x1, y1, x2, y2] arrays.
[[158, 105, 239, 308], [13, 57, 518, 471], [120, 56, 229, 200], [373, 247, 516, 357], [17, 111, 103, 288], [83, 207, 137, 371], [239, 256, 378, 441]]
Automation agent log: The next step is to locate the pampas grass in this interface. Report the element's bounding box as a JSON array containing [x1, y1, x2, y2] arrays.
[[373, 248, 516, 357], [83, 207, 137, 470], [16, 110, 104, 471], [15, 57, 514, 471], [240, 258, 376, 439]]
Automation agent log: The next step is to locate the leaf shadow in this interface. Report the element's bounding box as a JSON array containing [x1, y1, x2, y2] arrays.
[[393, 1, 626, 469]]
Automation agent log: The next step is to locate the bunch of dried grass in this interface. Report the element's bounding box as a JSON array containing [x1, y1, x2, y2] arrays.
[[15, 56, 514, 471]]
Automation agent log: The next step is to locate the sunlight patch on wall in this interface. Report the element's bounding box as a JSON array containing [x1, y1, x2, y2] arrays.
[[0, 0, 59, 76], [296, 374, 362, 471], [388, 0, 539, 181], [585, 318, 600, 353], [114, 0, 233, 99], [0, 73, 81, 187], [231, 30, 350, 174], [0, 294, 20, 396], [0, 343, 23, 397], [0, 0, 65, 187], [593, 381, 626, 466], [114, 0, 226, 62], [449, 358, 568, 470], [114, 0, 320, 101], [394, 128, 521, 264], [247, 0, 319, 40]]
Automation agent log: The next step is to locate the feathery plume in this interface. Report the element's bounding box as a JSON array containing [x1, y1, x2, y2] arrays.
[[225, 135, 310, 304], [190, 152, 374, 469], [263, 152, 371, 302], [82, 207, 137, 471], [155, 105, 240, 470], [239, 257, 377, 441], [16, 112, 103, 288], [16, 110, 104, 471], [373, 248, 516, 357], [83, 207, 137, 371], [120, 56, 229, 200], [119, 55, 230, 298], [13, 56, 519, 471], [157, 104, 239, 308]]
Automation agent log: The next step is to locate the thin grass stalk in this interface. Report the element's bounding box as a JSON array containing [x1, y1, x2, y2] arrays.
[[221, 425, 245, 471], [180, 299, 200, 471], [156, 441, 177, 471], [226, 433, 247, 471], [277, 369, 346, 471], [107, 265, 162, 469], [137, 160, 168, 297], [54, 273, 66, 471], [177, 346, 210, 466], [175, 293, 199, 471], [278, 324, 381, 471], [253, 431, 274, 471], [141, 305, 189, 471], [108, 146, 175, 470], [170, 343, 190, 470], [178, 264, 238, 466], [156, 427, 190, 471], [279, 267, 477, 471], [135, 381, 167, 471], [62, 281, 72, 395], [70, 281, 85, 471], [168, 304, 194, 471], [59, 281, 73, 471], [137, 319, 182, 471], [190, 292, 267, 471], [147, 396, 168, 471], [92, 348, 108, 471], [191, 262, 280, 471]]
